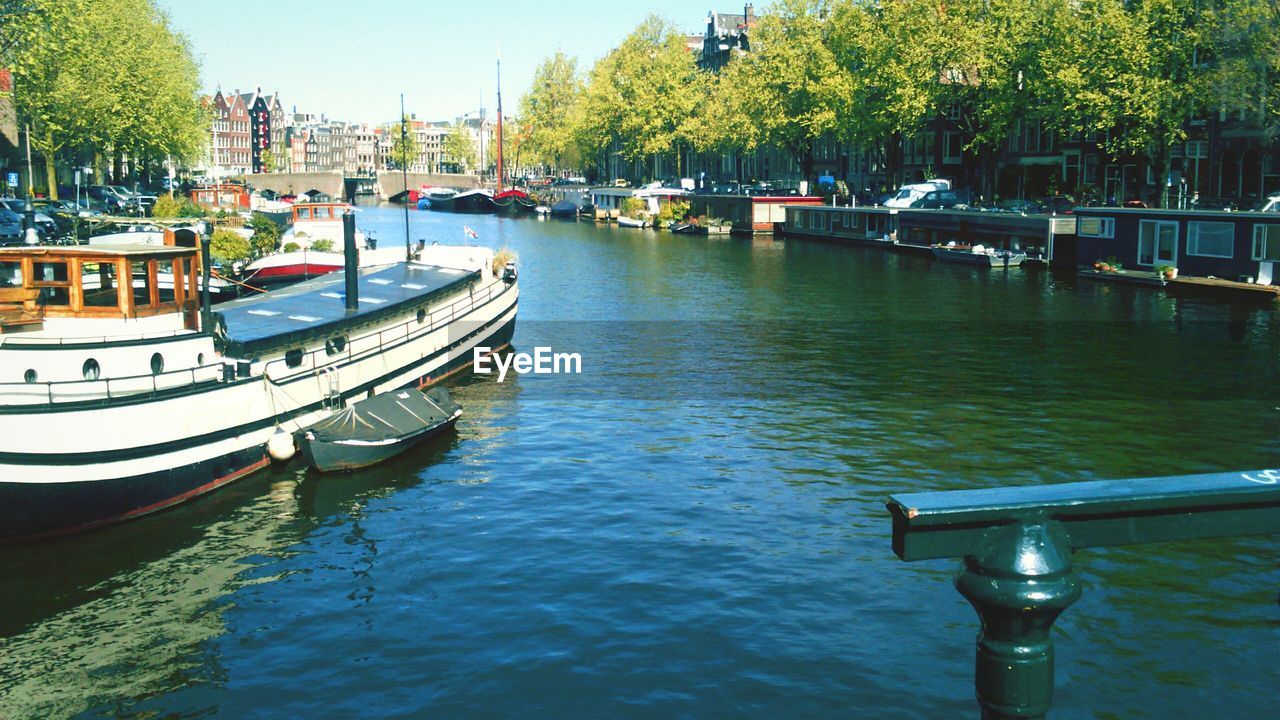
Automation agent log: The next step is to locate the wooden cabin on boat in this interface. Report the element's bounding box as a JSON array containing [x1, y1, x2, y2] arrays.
[[191, 184, 250, 210], [1074, 207, 1280, 284], [0, 233, 203, 334]]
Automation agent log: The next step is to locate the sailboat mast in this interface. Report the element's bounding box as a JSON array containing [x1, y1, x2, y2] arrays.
[[401, 93, 411, 262], [496, 55, 504, 194]]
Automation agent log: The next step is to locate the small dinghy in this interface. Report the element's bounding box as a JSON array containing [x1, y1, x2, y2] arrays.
[[297, 387, 462, 473]]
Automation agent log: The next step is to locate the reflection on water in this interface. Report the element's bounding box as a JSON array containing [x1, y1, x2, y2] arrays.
[[0, 205, 1276, 719]]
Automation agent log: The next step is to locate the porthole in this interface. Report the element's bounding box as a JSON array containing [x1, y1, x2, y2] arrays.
[[23, 369, 37, 384], [285, 348, 305, 368], [416, 308, 427, 325], [82, 358, 101, 381], [150, 353, 165, 375], [197, 353, 205, 366], [325, 336, 348, 356]]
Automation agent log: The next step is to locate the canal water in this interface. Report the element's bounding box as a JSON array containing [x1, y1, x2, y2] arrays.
[[1, 203, 1275, 718]]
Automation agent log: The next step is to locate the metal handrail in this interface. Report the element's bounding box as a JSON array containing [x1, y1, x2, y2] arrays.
[[0, 328, 195, 347], [260, 279, 514, 384], [887, 471, 1280, 719], [0, 362, 225, 406]]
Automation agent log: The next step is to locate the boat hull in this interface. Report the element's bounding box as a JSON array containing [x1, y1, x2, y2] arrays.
[[931, 247, 1026, 267], [0, 294, 517, 543], [423, 192, 495, 214]]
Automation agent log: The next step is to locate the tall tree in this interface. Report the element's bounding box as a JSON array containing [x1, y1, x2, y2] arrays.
[[389, 116, 420, 170], [442, 123, 477, 173], [576, 15, 704, 179], [519, 52, 583, 171], [9, 0, 206, 198], [1039, 0, 1211, 207], [697, 0, 850, 184], [1207, 0, 1280, 139]]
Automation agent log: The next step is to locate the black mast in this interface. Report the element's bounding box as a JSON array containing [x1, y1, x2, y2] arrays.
[[401, 94, 411, 261]]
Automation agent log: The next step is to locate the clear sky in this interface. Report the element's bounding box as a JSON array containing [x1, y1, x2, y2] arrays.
[[156, 0, 718, 125]]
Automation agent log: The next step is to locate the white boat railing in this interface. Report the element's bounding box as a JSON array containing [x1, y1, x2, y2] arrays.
[[0, 362, 225, 407], [260, 279, 516, 384]]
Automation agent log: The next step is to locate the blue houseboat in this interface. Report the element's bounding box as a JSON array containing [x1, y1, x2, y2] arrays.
[[1074, 207, 1280, 285]]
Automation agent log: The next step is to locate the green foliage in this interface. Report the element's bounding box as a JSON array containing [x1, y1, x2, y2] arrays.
[[700, 0, 850, 179], [310, 238, 335, 253], [209, 229, 250, 265], [283, 241, 301, 253], [576, 16, 704, 172], [620, 197, 648, 217], [248, 214, 281, 258], [151, 194, 182, 219], [442, 123, 477, 172], [390, 115, 421, 169], [259, 148, 279, 174], [9, 0, 206, 199], [519, 52, 584, 169], [656, 199, 690, 225]]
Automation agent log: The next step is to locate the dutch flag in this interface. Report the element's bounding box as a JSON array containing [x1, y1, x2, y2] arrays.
[[464, 226, 479, 240]]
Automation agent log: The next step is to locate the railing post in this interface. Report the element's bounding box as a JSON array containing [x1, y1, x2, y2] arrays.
[[954, 518, 1080, 720]]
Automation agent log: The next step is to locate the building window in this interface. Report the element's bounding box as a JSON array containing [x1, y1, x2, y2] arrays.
[[810, 212, 825, 231], [943, 132, 962, 164], [1187, 221, 1234, 258], [1077, 217, 1114, 238], [1252, 224, 1280, 261]]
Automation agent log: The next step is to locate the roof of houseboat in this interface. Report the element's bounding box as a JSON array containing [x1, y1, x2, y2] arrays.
[[215, 261, 481, 356], [0, 244, 195, 259]]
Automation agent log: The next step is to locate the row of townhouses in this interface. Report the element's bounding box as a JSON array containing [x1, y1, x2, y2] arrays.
[[203, 88, 496, 179], [600, 6, 1278, 208]]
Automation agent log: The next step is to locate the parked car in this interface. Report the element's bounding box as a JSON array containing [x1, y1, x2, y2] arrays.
[[0, 205, 22, 246], [31, 199, 81, 239], [85, 185, 133, 213], [112, 185, 156, 214], [1041, 195, 1076, 215], [0, 199, 58, 241], [1254, 194, 1280, 213]]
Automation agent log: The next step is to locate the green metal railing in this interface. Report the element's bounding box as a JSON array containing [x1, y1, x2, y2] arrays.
[[887, 470, 1280, 719]]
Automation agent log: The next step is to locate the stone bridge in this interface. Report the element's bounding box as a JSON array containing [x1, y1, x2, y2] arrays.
[[246, 171, 482, 202]]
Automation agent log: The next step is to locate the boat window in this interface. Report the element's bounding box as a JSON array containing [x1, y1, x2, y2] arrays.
[[31, 261, 71, 307], [131, 261, 156, 309], [82, 262, 119, 308], [150, 353, 164, 375], [417, 308, 427, 324], [83, 358, 101, 381], [285, 348, 305, 368], [297, 207, 312, 220], [23, 369, 37, 384], [325, 336, 347, 356], [0, 261, 21, 288]]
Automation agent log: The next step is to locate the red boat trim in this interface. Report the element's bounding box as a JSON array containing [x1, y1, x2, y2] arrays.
[[418, 341, 512, 388], [248, 263, 343, 280]]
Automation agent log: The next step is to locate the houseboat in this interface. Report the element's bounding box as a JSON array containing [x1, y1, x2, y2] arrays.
[[588, 187, 633, 221], [191, 184, 250, 211], [420, 189, 495, 214], [0, 234, 518, 541], [897, 208, 1077, 263], [690, 194, 824, 235], [279, 202, 367, 250], [782, 205, 900, 246], [1074, 207, 1280, 287]]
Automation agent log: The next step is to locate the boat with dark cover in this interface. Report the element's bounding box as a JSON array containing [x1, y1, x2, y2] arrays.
[[297, 386, 461, 472], [491, 189, 538, 216], [421, 189, 495, 214]]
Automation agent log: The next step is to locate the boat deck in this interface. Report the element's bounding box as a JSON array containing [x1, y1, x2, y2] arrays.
[[216, 262, 479, 355], [1164, 276, 1280, 301], [1078, 269, 1164, 287]]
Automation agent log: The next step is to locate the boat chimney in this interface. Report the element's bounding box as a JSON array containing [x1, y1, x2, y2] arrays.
[[344, 211, 359, 312], [200, 226, 214, 333]]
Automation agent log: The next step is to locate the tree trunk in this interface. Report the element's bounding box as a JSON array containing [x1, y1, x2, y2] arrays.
[[44, 152, 58, 201], [112, 149, 124, 184], [885, 132, 904, 190], [1150, 140, 1172, 209]]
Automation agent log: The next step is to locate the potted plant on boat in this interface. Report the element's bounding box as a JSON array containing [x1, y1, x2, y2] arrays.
[[1157, 264, 1178, 281], [704, 216, 732, 235]]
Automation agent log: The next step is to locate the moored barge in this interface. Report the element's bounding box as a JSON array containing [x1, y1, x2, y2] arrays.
[[0, 233, 517, 542]]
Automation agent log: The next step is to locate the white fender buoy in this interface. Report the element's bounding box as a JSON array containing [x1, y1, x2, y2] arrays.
[[268, 428, 296, 462]]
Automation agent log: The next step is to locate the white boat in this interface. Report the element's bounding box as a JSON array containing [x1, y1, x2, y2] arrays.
[[243, 246, 408, 287], [281, 202, 366, 249], [930, 242, 1027, 268], [617, 216, 651, 229], [0, 234, 518, 541]]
